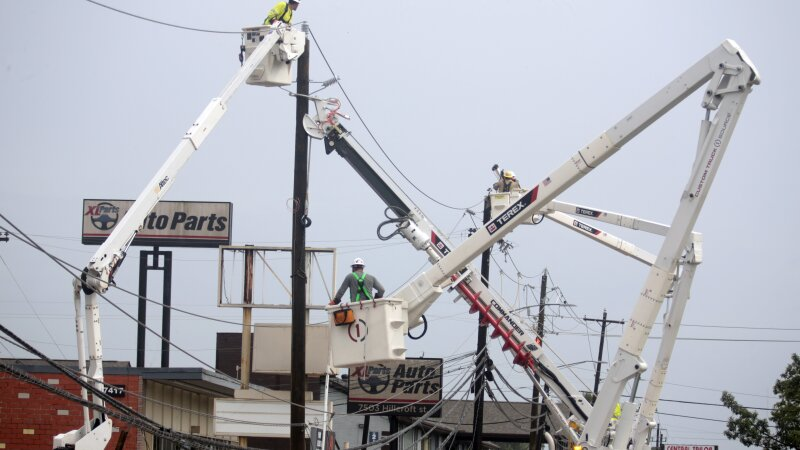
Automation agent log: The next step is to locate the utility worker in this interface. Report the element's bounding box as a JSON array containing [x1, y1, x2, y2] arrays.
[[610, 402, 622, 427], [493, 169, 521, 192], [264, 0, 300, 26], [331, 258, 386, 304]]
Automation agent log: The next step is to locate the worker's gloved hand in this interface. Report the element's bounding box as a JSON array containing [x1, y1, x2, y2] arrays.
[[329, 298, 340, 305], [374, 294, 382, 299]]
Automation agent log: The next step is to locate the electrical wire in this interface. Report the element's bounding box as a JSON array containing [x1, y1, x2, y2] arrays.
[[307, 28, 482, 213], [0, 253, 67, 358], [0, 338, 12, 357], [406, 367, 483, 450], [397, 355, 490, 450], [4, 8, 786, 445], [342, 351, 476, 418], [4, 345, 301, 429], [0, 216, 332, 414], [2, 221, 307, 329], [3, 302, 479, 445], [58, 363, 305, 428], [554, 332, 800, 343], [0, 326, 257, 450], [484, 384, 545, 433], [492, 365, 540, 403], [83, 0, 240, 34], [342, 354, 480, 450]]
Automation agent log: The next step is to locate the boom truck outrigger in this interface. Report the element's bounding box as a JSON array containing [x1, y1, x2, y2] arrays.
[[56, 25, 305, 449], [309, 39, 759, 448]]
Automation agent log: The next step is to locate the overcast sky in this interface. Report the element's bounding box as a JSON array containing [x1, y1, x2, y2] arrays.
[[1, 0, 798, 447]]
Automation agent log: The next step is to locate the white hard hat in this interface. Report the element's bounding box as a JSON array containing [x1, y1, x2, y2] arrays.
[[352, 257, 365, 267]]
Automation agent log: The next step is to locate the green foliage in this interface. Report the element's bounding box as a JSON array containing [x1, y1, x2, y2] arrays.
[[721, 353, 800, 450], [772, 354, 800, 448]]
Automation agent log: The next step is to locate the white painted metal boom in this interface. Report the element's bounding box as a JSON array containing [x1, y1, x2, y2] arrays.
[[57, 27, 305, 450], [579, 41, 758, 447], [527, 198, 705, 447], [308, 39, 757, 446], [629, 250, 699, 450], [81, 29, 291, 295], [305, 103, 593, 434]]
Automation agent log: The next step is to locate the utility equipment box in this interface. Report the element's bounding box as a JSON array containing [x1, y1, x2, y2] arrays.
[[241, 26, 306, 87], [326, 298, 407, 367]]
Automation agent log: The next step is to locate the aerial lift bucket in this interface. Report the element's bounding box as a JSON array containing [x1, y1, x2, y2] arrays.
[[326, 298, 407, 367], [489, 190, 523, 219], [241, 26, 306, 87]]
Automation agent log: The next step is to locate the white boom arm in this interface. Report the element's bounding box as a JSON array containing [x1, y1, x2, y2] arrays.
[[514, 196, 704, 447], [401, 39, 757, 318], [545, 209, 657, 266], [310, 39, 757, 444], [305, 102, 593, 434], [630, 247, 699, 450], [404, 40, 756, 439], [578, 41, 758, 447], [543, 208, 704, 449], [80, 28, 302, 295], [56, 26, 305, 450], [532, 200, 705, 448]]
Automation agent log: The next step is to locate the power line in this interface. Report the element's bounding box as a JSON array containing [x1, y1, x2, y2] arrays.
[[655, 397, 774, 412], [83, 0, 239, 34], [0, 253, 67, 359], [555, 332, 800, 343], [0, 326, 257, 450], [0, 216, 331, 413], [657, 411, 728, 423], [1, 214, 487, 425], [307, 28, 481, 213]]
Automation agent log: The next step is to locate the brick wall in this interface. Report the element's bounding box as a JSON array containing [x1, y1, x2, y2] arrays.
[[0, 370, 141, 450]]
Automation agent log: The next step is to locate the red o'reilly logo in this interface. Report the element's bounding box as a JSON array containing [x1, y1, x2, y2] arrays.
[[85, 202, 120, 231]]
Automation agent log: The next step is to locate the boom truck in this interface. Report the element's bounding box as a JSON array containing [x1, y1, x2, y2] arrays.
[[55, 25, 305, 449], [56, 30, 757, 448], [507, 198, 703, 446], [309, 38, 759, 448]]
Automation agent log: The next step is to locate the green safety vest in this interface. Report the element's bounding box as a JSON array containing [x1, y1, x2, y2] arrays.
[[353, 272, 372, 302], [264, 2, 293, 25]]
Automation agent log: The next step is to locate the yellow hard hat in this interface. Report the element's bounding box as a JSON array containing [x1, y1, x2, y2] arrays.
[[503, 170, 516, 179]]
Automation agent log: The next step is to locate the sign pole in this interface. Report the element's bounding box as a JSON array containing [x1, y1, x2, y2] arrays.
[[136, 250, 148, 368]]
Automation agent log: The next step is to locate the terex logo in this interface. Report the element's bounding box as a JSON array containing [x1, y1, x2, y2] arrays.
[[85, 202, 120, 231], [573, 220, 601, 235], [575, 207, 600, 217], [487, 186, 539, 235], [431, 232, 451, 256]]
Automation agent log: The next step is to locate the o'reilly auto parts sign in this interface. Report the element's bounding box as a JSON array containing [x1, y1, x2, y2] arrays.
[[347, 358, 442, 417], [82, 199, 232, 248]]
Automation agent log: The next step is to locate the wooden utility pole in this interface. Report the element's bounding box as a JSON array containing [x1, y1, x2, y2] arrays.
[[584, 310, 625, 398], [290, 34, 310, 450], [472, 195, 492, 450], [238, 246, 254, 447], [530, 272, 547, 450]]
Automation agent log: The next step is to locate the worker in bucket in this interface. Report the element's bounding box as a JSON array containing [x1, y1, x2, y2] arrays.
[[493, 169, 521, 192], [264, 0, 300, 26], [330, 258, 386, 304]]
